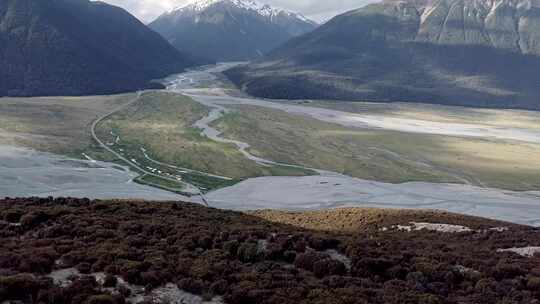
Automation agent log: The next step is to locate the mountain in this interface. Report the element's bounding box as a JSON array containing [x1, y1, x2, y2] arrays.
[[149, 0, 318, 62], [225, 0, 540, 110], [0, 0, 196, 97]]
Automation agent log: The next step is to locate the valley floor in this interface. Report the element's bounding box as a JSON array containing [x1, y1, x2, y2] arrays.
[[1, 63, 540, 226]]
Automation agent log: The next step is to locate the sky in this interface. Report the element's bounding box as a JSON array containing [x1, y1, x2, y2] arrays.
[[100, 0, 378, 24]]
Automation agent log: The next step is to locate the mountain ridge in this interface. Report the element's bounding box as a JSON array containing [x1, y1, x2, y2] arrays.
[[225, 0, 540, 110], [0, 0, 195, 97], [149, 0, 317, 61]]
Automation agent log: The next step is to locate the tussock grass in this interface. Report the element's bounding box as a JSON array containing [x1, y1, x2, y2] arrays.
[[213, 104, 540, 190], [97, 92, 314, 180]]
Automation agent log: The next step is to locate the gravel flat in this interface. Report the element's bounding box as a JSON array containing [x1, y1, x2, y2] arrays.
[[0, 145, 188, 201], [167, 64, 540, 226], [207, 175, 540, 227]]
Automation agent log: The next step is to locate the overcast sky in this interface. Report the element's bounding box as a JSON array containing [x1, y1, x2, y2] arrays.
[[101, 0, 379, 23]]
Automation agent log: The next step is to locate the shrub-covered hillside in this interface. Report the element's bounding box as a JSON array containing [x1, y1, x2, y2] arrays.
[[0, 198, 539, 303]]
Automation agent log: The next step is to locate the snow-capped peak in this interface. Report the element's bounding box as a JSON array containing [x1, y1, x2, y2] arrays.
[[171, 0, 314, 24]]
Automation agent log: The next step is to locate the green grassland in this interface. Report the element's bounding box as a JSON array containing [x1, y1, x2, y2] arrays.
[[96, 92, 314, 191], [0, 92, 315, 193], [212, 104, 540, 191]]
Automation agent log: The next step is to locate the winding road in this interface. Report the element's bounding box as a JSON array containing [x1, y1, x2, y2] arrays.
[[90, 91, 202, 197]]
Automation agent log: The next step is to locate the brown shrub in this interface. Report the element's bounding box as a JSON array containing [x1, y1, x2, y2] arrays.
[[76, 262, 92, 274], [527, 276, 540, 290], [237, 242, 260, 263], [355, 258, 394, 277], [20, 211, 49, 229], [223, 240, 239, 256], [85, 295, 121, 304], [2, 198, 540, 304], [103, 275, 117, 288], [3, 212, 22, 223], [177, 278, 204, 295], [307, 237, 339, 251], [294, 252, 327, 272], [283, 250, 297, 263], [493, 261, 526, 280], [0, 274, 41, 301], [313, 259, 347, 278]]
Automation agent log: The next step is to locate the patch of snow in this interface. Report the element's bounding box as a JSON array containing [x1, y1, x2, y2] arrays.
[[152, 283, 223, 304], [452, 265, 481, 276], [396, 224, 414, 232], [497, 247, 540, 257], [46, 268, 221, 304], [489, 227, 509, 232], [54, 259, 66, 267], [420, 5, 437, 24], [397, 222, 473, 233], [257, 239, 268, 253], [386, 225, 509, 234], [171, 0, 313, 25], [48, 268, 80, 288], [1, 220, 22, 227]]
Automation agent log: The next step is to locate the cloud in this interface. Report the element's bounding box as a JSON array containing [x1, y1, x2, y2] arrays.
[[100, 0, 379, 23], [101, 0, 178, 22]]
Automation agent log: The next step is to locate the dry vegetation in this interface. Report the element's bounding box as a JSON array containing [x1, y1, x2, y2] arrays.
[[0, 94, 134, 159], [212, 105, 540, 190], [303, 101, 540, 130], [1, 198, 540, 304], [249, 208, 509, 233]]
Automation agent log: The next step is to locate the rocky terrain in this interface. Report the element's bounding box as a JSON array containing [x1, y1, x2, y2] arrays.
[[149, 0, 317, 61], [0, 0, 195, 97], [226, 0, 540, 110], [1, 198, 540, 303]]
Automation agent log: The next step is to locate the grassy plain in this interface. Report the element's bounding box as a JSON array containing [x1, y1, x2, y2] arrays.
[[0, 92, 315, 192], [96, 92, 314, 185], [0, 94, 135, 161], [3, 93, 539, 192], [304, 100, 540, 129], [212, 104, 540, 191]]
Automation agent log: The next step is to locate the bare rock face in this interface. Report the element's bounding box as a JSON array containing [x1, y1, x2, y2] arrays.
[[485, 1, 521, 51], [226, 0, 540, 110], [519, 4, 540, 54], [409, 0, 540, 55]]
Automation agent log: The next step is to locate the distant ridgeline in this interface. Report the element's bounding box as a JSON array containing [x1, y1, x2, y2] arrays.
[[149, 0, 318, 62], [226, 0, 540, 110], [0, 0, 197, 97]]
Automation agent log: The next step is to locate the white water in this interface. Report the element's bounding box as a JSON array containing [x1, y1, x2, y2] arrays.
[[164, 63, 540, 227]]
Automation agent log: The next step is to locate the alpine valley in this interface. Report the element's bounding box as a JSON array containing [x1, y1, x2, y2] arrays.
[[149, 0, 318, 61], [226, 0, 540, 110], [0, 0, 196, 97]]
